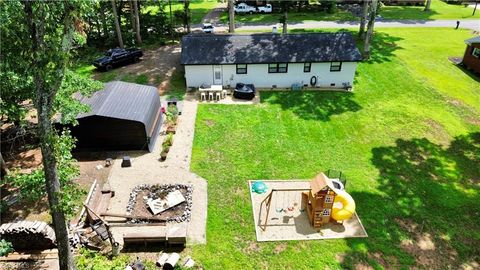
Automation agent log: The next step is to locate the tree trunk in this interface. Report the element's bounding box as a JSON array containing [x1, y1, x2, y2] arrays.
[[473, 2, 478, 16], [0, 153, 9, 178], [128, 0, 136, 33], [23, 2, 76, 269], [100, 3, 109, 38], [111, 0, 124, 48], [168, 0, 173, 38], [228, 0, 235, 33], [184, 0, 191, 33], [424, 0, 432, 11], [359, 0, 369, 40], [364, 0, 378, 59], [282, 2, 288, 34], [38, 102, 75, 270], [133, 0, 142, 44]]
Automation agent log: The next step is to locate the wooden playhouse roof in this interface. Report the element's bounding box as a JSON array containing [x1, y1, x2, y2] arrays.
[[310, 173, 337, 194]]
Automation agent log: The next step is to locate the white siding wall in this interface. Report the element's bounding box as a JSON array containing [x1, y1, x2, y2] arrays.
[[184, 62, 358, 89]]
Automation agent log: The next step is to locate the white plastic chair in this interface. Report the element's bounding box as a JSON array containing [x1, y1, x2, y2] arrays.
[[208, 92, 214, 101], [222, 89, 228, 98], [200, 92, 206, 101], [216, 92, 221, 101]]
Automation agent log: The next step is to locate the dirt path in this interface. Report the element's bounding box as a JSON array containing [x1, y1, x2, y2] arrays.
[[93, 44, 182, 94], [201, 2, 227, 24]]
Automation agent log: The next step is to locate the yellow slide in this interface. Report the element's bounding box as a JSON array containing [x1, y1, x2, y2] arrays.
[[331, 189, 356, 221]]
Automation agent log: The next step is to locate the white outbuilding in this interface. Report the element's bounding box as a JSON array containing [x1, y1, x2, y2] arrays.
[[181, 32, 362, 90]]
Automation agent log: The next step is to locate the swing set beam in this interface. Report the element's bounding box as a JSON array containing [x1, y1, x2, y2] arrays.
[[259, 188, 311, 231]]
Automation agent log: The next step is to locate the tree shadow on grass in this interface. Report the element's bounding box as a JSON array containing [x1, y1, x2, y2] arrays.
[[365, 32, 404, 64], [340, 132, 480, 268], [260, 91, 362, 121]]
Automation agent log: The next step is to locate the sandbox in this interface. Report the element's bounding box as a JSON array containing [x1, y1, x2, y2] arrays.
[[249, 180, 368, 242]]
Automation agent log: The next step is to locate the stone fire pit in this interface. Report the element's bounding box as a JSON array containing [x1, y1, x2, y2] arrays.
[[126, 184, 193, 224]]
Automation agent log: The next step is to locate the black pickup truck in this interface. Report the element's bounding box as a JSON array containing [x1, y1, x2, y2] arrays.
[[93, 48, 143, 71]]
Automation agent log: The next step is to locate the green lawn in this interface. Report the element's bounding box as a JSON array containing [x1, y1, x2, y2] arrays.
[[220, 9, 357, 24], [143, 0, 218, 24], [190, 28, 480, 269], [380, 0, 480, 20], [221, 0, 479, 24]]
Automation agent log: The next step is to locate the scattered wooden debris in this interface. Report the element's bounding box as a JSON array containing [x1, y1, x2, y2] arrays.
[[146, 190, 186, 215], [0, 221, 56, 250]]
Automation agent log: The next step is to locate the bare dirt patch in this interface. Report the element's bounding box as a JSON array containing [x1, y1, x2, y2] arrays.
[[273, 243, 287, 255], [396, 218, 459, 268], [204, 119, 215, 127], [243, 241, 261, 254], [92, 44, 181, 93], [424, 119, 451, 146]]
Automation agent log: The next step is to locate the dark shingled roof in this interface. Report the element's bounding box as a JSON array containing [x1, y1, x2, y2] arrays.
[[181, 32, 363, 65]]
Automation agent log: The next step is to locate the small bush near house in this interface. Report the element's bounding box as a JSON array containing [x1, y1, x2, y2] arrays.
[[0, 239, 14, 257]]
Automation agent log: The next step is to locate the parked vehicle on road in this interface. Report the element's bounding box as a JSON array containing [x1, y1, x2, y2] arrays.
[[234, 3, 257, 14], [202, 23, 214, 33], [257, 4, 272, 13], [93, 48, 143, 71]]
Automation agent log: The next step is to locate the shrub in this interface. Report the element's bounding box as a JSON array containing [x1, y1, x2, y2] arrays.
[[1, 130, 85, 218], [0, 239, 14, 257]]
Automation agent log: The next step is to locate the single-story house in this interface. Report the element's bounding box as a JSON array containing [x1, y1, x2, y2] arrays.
[[463, 36, 480, 74], [181, 32, 362, 90], [60, 81, 162, 151]]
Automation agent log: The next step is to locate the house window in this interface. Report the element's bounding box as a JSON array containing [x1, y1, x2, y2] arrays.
[[472, 48, 480, 58], [325, 195, 334, 203], [304, 62, 311, 73], [322, 209, 331, 216], [330, 62, 342, 72], [236, 64, 247, 74], [268, 63, 288, 73]]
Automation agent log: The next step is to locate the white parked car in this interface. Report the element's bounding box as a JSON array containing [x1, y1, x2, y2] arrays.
[[234, 3, 257, 14], [257, 4, 272, 13], [202, 23, 214, 33]]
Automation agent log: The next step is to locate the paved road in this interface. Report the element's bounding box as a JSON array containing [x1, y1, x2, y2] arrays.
[[193, 19, 480, 32]]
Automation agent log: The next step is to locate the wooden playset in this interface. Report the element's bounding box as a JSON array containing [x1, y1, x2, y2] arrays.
[[258, 172, 356, 231]]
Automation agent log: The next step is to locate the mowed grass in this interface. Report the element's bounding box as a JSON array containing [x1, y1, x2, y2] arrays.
[[143, 0, 218, 24], [220, 9, 357, 24], [380, 0, 480, 20], [221, 0, 479, 24], [190, 28, 480, 269]]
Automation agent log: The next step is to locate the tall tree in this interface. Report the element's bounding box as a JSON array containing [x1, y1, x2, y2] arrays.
[[23, 2, 77, 269], [2, 1, 102, 269], [281, 1, 288, 34], [111, 0, 124, 48], [132, 0, 142, 44], [424, 0, 432, 11], [364, 0, 378, 59], [228, 0, 235, 33], [359, 0, 369, 40], [184, 0, 191, 33], [99, 2, 109, 38], [128, 0, 136, 34]]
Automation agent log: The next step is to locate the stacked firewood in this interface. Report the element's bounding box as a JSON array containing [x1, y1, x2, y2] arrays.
[[0, 221, 57, 250]]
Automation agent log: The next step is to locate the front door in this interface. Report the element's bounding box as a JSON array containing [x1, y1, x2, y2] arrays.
[[213, 65, 222, 85]]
